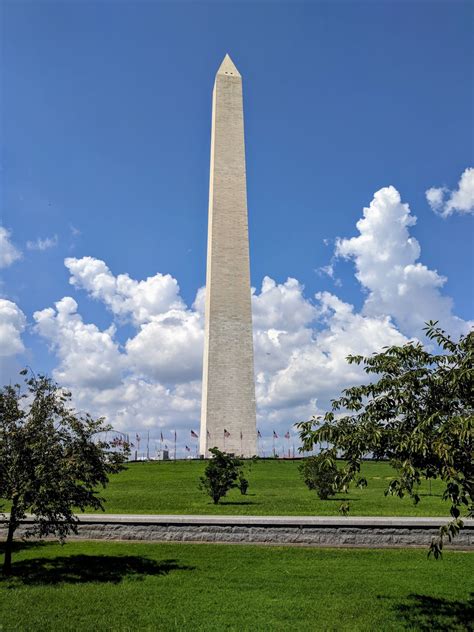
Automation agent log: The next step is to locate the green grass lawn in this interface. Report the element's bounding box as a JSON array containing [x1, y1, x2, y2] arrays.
[[84, 459, 455, 516], [0, 541, 472, 631]]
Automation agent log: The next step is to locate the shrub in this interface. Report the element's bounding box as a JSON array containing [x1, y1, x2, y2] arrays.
[[238, 474, 249, 495], [199, 447, 246, 504], [299, 453, 339, 500]]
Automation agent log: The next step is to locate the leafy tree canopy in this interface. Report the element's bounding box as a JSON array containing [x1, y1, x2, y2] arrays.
[[297, 323, 473, 557], [0, 370, 129, 574]]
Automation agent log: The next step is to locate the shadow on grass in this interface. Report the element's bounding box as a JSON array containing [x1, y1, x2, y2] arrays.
[[0, 541, 47, 555], [319, 497, 360, 502], [392, 593, 474, 631], [0, 555, 194, 587], [218, 501, 257, 506]]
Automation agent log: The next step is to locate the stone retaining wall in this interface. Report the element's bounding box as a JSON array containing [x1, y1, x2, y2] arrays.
[[2, 515, 473, 549]]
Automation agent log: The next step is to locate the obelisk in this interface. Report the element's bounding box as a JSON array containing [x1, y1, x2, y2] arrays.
[[200, 54, 257, 458]]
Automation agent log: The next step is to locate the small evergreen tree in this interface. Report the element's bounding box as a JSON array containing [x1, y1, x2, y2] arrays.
[[199, 447, 246, 504]]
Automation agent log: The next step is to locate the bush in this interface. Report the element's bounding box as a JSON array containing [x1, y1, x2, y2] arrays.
[[299, 453, 339, 500], [199, 447, 247, 504], [238, 474, 249, 495]]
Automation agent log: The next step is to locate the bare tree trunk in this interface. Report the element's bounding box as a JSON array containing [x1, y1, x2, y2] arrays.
[[3, 499, 18, 576]]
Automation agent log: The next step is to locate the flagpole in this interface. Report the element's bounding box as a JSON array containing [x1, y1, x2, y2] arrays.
[[272, 434, 275, 458], [174, 431, 177, 462], [240, 431, 243, 457], [146, 430, 150, 461], [135, 433, 140, 461], [223, 429, 226, 452]]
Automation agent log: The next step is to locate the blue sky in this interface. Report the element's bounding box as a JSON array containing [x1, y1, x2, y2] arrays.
[[1, 1, 473, 453]]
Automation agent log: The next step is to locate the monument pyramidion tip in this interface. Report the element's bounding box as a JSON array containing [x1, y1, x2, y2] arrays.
[[216, 53, 241, 78]]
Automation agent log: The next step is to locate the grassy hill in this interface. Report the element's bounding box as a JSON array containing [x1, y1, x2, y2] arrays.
[[89, 459, 453, 516]]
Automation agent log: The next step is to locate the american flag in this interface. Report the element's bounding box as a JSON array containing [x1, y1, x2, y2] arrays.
[[284, 431, 290, 439], [135, 433, 141, 443], [185, 445, 191, 452], [273, 430, 278, 439], [160, 432, 164, 442], [257, 430, 262, 438], [224, 429, 231, 438], [207, 430, 211, 438], [191, 430, 198, 438]]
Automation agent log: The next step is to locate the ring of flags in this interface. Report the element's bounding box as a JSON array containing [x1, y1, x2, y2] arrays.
[[129, 428, 296, 459]]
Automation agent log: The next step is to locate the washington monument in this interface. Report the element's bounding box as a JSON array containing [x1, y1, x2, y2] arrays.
[[200, 54, 257, 458]]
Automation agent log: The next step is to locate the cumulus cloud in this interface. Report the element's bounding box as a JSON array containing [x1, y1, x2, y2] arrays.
[[0, 299, 27, 357], [33, 290, 202, 439], [34, 296, 125, 389], [26, 234, 58, 251], [255, 289, 406, 414], [126, 309, 204, 383], [0, 227, 22, 268], [67, 379, 202, 438], [65, 256, 185, 324], [426, 167, 474, 217], [33, 262, 408, 446], [336, 186, 471, 337], [33, 259, 206, 436], [252, 276, 317, 332], [24, 183, 471, 444]]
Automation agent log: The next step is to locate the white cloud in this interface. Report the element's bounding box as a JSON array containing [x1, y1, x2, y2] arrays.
[[336, 185, 471, 337], [34, 296, 125, 389], [426, 167, 474, 218], [26, 234, 58, 251], [126, 308, 204, 383], [0, 227, 22, 268], [316, 262, 342, 287], [65, 256, 185, 325], [425, 186, 446, 213], [33, 292, 202, 438], [0, 299, 26, 356], [255, 289, 406, 415], [33, 265, 407, 443], [70, 379, 202, 438], [252, 276, 317, 332], [23, 184, 471, 443]]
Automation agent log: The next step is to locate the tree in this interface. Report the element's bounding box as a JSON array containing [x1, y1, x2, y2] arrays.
[[299, 453, 341, 500], [199, 447, 246, 504], [237, 473, 249, 495], [0, 370, 130, 575], [297, 323, 473, 557]]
